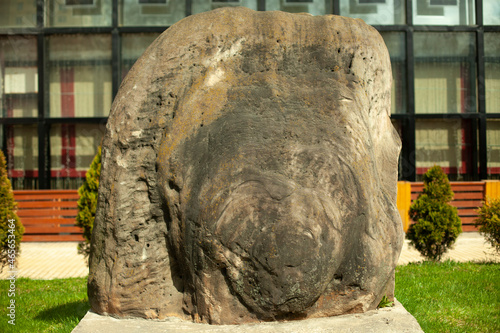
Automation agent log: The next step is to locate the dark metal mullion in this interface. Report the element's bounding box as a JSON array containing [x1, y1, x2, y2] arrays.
[[117, 26, 168, 34], [484, 26, 500, 32], [38, 122, 50, 189], [406, 0, 413, 26], [45, 117, 108, 124], [257, 0, 266, 11], [333, 0, 340, 15], [414, 113, 481, 119], [43, 27, 114, 35], [0, 118, 39, 125], [468, 28, 478, 180], [405, 24, 416, 181], [476, 0, 484, 27], [412, 26, 478, 32], [478, 115, 487, 179], [112, 31, 121, 100], [37, 30, 49, 189], [36, 0, 44, 28], [373, 25, 409, 32], [476, 0, 488, 179], [186, 0, 192, 17], [402, 115, 416, 181], [471, 118, 479, 181], [112, 0, 118, 28]]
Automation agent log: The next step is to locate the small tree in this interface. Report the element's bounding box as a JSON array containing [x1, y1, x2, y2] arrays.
[[0, 150, 24, 272], [76, 147, 101, 262], [475, 197, 500, 253], [407, 166, 462, 261]]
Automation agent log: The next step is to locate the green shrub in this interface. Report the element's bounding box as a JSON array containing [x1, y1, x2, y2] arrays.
[[406, 166, 462, 261], [76, 147, 101, 261], [475, 197, 500, 253], [0, 150, 24, 272]]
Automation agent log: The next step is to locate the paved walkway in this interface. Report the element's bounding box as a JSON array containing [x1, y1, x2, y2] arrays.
[[1, 232, 498, 280]]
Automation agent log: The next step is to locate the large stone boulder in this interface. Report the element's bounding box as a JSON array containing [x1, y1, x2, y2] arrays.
[[88, 7, 403, 325]]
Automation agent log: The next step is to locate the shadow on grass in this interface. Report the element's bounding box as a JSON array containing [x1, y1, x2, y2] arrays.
[[35, 299, 90, 323]]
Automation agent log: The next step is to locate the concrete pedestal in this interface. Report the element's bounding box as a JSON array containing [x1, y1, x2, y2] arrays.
[[72, 299, 423, 333]]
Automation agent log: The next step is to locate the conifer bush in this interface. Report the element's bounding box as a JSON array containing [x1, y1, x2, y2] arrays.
[[407, 166, 462, 261], [76, 147, 101, 261], [475, 197, 500, 253], [0, 150, 24, 272]]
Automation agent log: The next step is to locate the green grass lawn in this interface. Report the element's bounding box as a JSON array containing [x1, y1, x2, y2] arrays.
[[395, 260, 500, 333], [0, 277, 88, 333], [0, 261, 498, 332]]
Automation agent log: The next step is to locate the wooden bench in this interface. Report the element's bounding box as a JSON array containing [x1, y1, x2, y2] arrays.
[[13, 190, 84, 242], [410, 182, 485, 232]]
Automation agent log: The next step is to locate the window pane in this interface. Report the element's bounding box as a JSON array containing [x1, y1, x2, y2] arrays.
[[339, 0, 405, 25], [415, 119, 474, 181], [484, 0, 500, 25], [121, 33, 161, 80], [414, 32, 476, 114], [120, 0, 185, 26], [266, 0, 332, 15], [50, 123, 104, 189], [0, 0, 37, 28], [413, 0, 475, 25], [0, 36, 38, 118], [381, 32, 406, 114], [5, 124, 38, 190], [487, 120, 500, 180], [47, 34, 112, 117], [485, 33, 500, 114], [46, 0, 112, 27]]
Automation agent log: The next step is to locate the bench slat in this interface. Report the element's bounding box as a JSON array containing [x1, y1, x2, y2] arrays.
[[20, 218, 77, 225], [14, 190, 80, 195], [17, 201, 78, 208], [456, 208, 479, 216], [15, 195, 80, 201], [452, 192, 484, 200], [461, 225, 478, 232], [22, 235, 85, 242], [451, 200, 484, 208], [17, 209, 78, 217], [24, 226, 83, 234]]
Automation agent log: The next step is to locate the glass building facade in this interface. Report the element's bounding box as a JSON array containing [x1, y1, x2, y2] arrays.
[[1, 0, 499, 189]]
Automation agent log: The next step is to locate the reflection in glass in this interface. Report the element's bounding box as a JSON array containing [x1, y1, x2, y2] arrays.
[[47, 34, 112, 117], [0, 0, 37, 28], [414, 32, 476, 114], [484, 0, 500, 25], [487, 120, 500, 180], [193, 0, 257, 14], [340, 0, 405, 25], [46, 0, 112, 27], [120, 0, 185, 26], [266, 0, 331, 15], [50, 123, 104, 189], [4, 125, 38, 189], [485, 33, 500, 114], [121, 33, 161, 80], [381, 32, 406, 114], [0, 37, 38, 118], [416, 119, 474, 181], [413, 0, 475, 25]]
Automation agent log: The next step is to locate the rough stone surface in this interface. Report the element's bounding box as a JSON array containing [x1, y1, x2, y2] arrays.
[[72, 300, 423, 333], [88, 7, 403, 325]]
